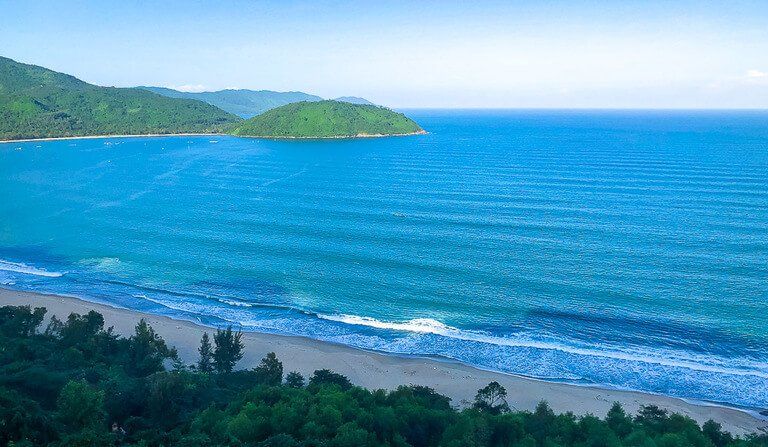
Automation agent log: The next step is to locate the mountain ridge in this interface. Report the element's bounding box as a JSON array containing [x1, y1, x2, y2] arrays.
[[0, 56, 240, 140], [138, 86, 323, 118]]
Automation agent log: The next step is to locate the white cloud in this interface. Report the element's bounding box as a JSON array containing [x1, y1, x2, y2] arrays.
[[746, 69, 767, 78], [173, 84, 207, 93]]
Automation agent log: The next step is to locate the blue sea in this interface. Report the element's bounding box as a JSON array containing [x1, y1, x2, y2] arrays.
[[1, 110, 767, 409]]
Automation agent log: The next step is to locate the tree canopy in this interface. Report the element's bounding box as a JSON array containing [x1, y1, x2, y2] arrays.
[[229, 100, 424, 138]]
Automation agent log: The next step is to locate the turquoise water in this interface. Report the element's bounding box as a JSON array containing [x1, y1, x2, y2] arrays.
[[1, 110, 767, 408]]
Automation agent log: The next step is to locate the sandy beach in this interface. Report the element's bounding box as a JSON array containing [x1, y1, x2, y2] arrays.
[[1, 287, 765, 436], [0, 133, 222, 144], [0, 130, 427, 144]]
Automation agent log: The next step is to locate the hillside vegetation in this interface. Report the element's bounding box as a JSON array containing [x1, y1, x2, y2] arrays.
[[230, 100, 424, 138], [0, 57, 240, 140], [1, 304, 766, 447], [139, 87, 323, 118]]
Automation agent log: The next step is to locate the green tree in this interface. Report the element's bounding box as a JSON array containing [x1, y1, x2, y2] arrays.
[[57, 311, 105, 347], [213, 326, 244, 373], [56, 380, 105, 430], [606, 402, 633, 438], [197, 332, 214, 373], [473, 381, 510, 415], [127, 319, 177, 377], [285, 371, 305, 388], [703, 420, 733, 447], [635, 405, 669, 436], [0, 305, 46, 337], [254, 352, 283, 386], [308, 369, 352, 390]]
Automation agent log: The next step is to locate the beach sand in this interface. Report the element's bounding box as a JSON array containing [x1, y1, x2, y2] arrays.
[[0, 133, 221, 144], [1, 288, 765, 436]]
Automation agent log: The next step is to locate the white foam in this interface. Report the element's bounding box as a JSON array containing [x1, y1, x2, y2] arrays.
[[320, 314, 458, 335], [318, 313, 768, 379], [217, 298, 254, 308], [79, 257, 121, 272], [0, 259, 63, 278]]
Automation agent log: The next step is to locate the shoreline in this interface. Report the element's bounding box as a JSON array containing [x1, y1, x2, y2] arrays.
[[0, 287, 765, 435], [0, 130, 427, 144], [0, 133, 223, 144], [233, 129, 428, 140]]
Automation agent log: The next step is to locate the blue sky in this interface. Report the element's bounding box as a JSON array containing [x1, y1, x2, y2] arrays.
[[1, 0, 767, 108]]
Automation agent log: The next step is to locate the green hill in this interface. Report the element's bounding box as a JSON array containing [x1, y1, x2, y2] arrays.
[[230, 100, 424, 138], [139, 86, 323, 118], [0, 57, 241, 140]]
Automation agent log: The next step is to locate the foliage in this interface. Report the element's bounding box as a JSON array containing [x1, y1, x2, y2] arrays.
[[198, 332, 214, 373], [308, 369, 353, 390], [285, 371, 305, 388], [1, 304, 766, 447], [229, 100, 424, 138], [127, 319, 177, 377], [0, 56, 241, 140], [473, 381, 510, 415], [56, 379, 106, 430], [254, 352, 283, 386], [212, 326, 244, 374]]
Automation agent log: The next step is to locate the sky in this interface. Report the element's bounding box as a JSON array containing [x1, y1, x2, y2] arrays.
[[1, 0, 767, 108]]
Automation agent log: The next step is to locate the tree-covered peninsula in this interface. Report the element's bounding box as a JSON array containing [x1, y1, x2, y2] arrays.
[[229, 100, 425, 138], [0, 57, 241, 140]]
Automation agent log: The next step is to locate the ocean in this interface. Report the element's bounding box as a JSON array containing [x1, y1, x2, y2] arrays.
[[1, 110, 766, 409]]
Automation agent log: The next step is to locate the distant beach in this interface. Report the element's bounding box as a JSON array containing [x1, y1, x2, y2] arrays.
[[0, 130, 427, 144], [234, 129, 428, 140], [1, 288, 764, 436], [0, 133, 222, 144]]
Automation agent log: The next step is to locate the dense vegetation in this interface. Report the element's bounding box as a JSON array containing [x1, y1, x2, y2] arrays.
[[139, 87, 323, 118], [0, 57, 421, 141], [1, 305, 765, 447], [0, 57, 241, 140], [229, 100, 424, 138]]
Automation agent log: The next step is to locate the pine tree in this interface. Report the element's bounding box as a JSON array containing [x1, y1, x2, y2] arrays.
[[254, 352, 283, 386], [212, 326, 244, 373], [197, 332, 214, 373]]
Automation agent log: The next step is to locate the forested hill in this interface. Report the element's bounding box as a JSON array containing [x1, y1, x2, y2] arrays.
[[0, 57, 241, 140], [230, 100, 425, 138], [139, 86, 323, 118]]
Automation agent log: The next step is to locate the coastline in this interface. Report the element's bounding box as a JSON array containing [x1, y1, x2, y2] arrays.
[[0, 133, 223, 144], [0, 130, 427, 144], [226, 130, 428, 140], [1, 287, 765, 436]]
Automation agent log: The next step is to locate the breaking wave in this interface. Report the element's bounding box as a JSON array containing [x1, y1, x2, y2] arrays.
[[318, 313, 768, 379], [0, 259, 63, 278]]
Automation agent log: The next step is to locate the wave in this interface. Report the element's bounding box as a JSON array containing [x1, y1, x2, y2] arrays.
[[317, 313, 768, 379], [0, 259, 64, 278], [216, 297, 255, 308], [319, 313, 459, 335]]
